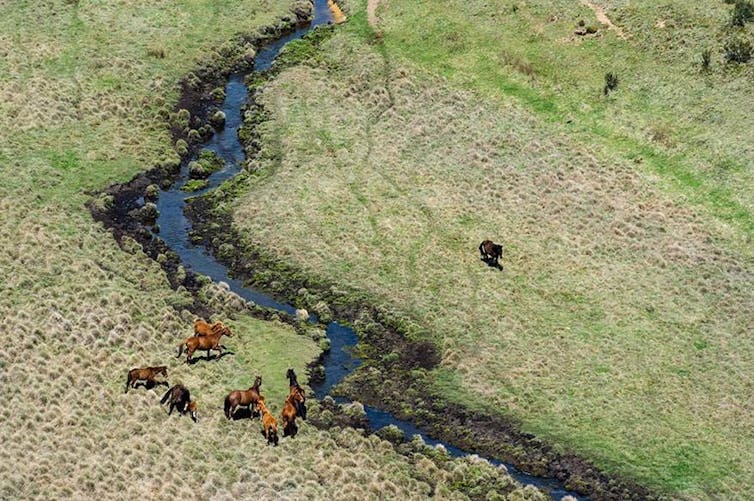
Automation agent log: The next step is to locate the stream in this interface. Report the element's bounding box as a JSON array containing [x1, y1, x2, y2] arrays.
[[155, 2, 583, 499]]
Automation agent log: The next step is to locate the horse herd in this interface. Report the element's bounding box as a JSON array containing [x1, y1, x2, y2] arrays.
[[124, 318, 307, 446]]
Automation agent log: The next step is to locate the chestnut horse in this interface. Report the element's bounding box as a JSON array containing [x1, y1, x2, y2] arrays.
[[281, 390, 306, 438], [194, 318, 226, 337], [125, 366, 168, 393], [479, 239, 503, 269], [160, 384, 198, 422], [224, 376, 263, 419], [257, 398, 279, 446], [177, 326, 232, 363]]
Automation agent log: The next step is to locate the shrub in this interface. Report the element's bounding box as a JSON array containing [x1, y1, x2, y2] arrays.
[[724, 37, 752, 63], [701, 49, 712, 71], [603, 72, 619, 95], [730, 0, 754, 26]]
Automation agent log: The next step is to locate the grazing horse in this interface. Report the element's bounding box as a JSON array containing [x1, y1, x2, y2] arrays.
[[285, 369, 307, 420], [194, 318, 226, 337], [281, 390, 306, 438], [125, 366, 168, 393], [257, 398, 279, 446], [479, 239, 503, 269], [224, 376, 263, 419], [160, 384, 198, 422], [177, 326, 232, 363]]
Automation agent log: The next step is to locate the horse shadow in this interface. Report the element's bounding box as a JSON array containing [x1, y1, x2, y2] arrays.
[[231, 408, 260, 421], [187, 351, 234, 365], [133, 380, 170, 391], [481, 256, 503, 271]]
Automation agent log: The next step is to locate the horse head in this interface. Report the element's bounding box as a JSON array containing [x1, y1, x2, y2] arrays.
[[253, 375, 262, 390], [220, 326, 233, 337], [159, 366, 168, 377]]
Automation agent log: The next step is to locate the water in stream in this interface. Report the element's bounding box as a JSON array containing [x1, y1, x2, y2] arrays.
[[155, 2, 584, 499]]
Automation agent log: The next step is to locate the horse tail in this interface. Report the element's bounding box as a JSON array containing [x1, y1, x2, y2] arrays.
[[125, 371, 132, 393], [177, 340, 186, 358], [160, 386, 172, 405], [224, 395, 232, 419]]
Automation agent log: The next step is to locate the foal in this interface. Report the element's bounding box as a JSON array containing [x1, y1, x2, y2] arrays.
[[257, 398, 279, 446], [125, 366, 168, 393], [224, 376, 263, 419]]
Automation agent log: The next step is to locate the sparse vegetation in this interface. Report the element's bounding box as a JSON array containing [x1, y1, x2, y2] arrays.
[[724, 36, 753, 62]]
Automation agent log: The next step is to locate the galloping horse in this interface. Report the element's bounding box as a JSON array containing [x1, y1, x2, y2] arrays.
[[224, 376, 263, 419], [257, 398, 279, 446], [160, 384, 198, 422], [125, 366, 168, 393], [479, 239, 503, 269], [285, 368, 306, 420], [281, 390, 306, 438], [194, 318, 226, 337], [177, 326, 232, 363]]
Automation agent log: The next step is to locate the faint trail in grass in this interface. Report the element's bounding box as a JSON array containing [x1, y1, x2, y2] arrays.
[[367, 0, 382, 29], [579, 0, 627, 39]]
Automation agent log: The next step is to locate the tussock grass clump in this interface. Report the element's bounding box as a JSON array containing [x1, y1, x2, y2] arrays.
[[724, 36, 753, 62]]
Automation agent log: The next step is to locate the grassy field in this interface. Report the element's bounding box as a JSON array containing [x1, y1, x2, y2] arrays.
[[230, 1, 754, 497], [0, 0, 545, 499]]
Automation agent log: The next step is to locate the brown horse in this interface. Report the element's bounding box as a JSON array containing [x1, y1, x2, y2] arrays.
[[177, 326, 232, 363], [479, 239, 503, 269], [125, 366, 168, 393], [160, 384, 198, 422], [285, 368, 307, 420], [281, 390, 306, 438], [224, 376, 263, 419], [194, 318, 226, 337], [257, 398, 278, 446]]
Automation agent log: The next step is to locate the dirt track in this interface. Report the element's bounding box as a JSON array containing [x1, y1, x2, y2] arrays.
[[367, 0, 381, 28]]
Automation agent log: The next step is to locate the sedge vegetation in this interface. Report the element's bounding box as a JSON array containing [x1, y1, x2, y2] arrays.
[[0, 1, 544, 499], [231, 0, 754, 497]]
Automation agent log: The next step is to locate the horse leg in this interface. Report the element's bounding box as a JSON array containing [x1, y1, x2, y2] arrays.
[[168, 401, 175, 415]]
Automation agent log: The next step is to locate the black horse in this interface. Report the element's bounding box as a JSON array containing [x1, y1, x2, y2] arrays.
[[479, 240, 503, 270], [160, 384, 198, 422]]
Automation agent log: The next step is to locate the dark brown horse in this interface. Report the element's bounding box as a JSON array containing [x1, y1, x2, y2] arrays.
[[177, 326, 232, 363], [194, 318, 226, 337], [125, 366, 168, 393], [281, 390, 306, 438], [479, 239, 503, 269], [286, 368, 307, 420], [224, 376, 263, 419], [160, 384, 198, 422], [257, 398, 278, 446]]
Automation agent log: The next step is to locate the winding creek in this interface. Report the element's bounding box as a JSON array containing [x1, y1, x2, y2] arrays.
[[154, 2, 583, 499]]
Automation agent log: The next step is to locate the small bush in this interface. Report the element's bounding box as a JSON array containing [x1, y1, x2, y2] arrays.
[[603, 72, 619, 95], [701, 49, 712, 71], [730, 0, 754, 26], [724, 37, 752, 63]]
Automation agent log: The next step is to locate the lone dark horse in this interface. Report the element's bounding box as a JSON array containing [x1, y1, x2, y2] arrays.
[[160, 384, 198, 422], [479, 239, 503, 270]]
